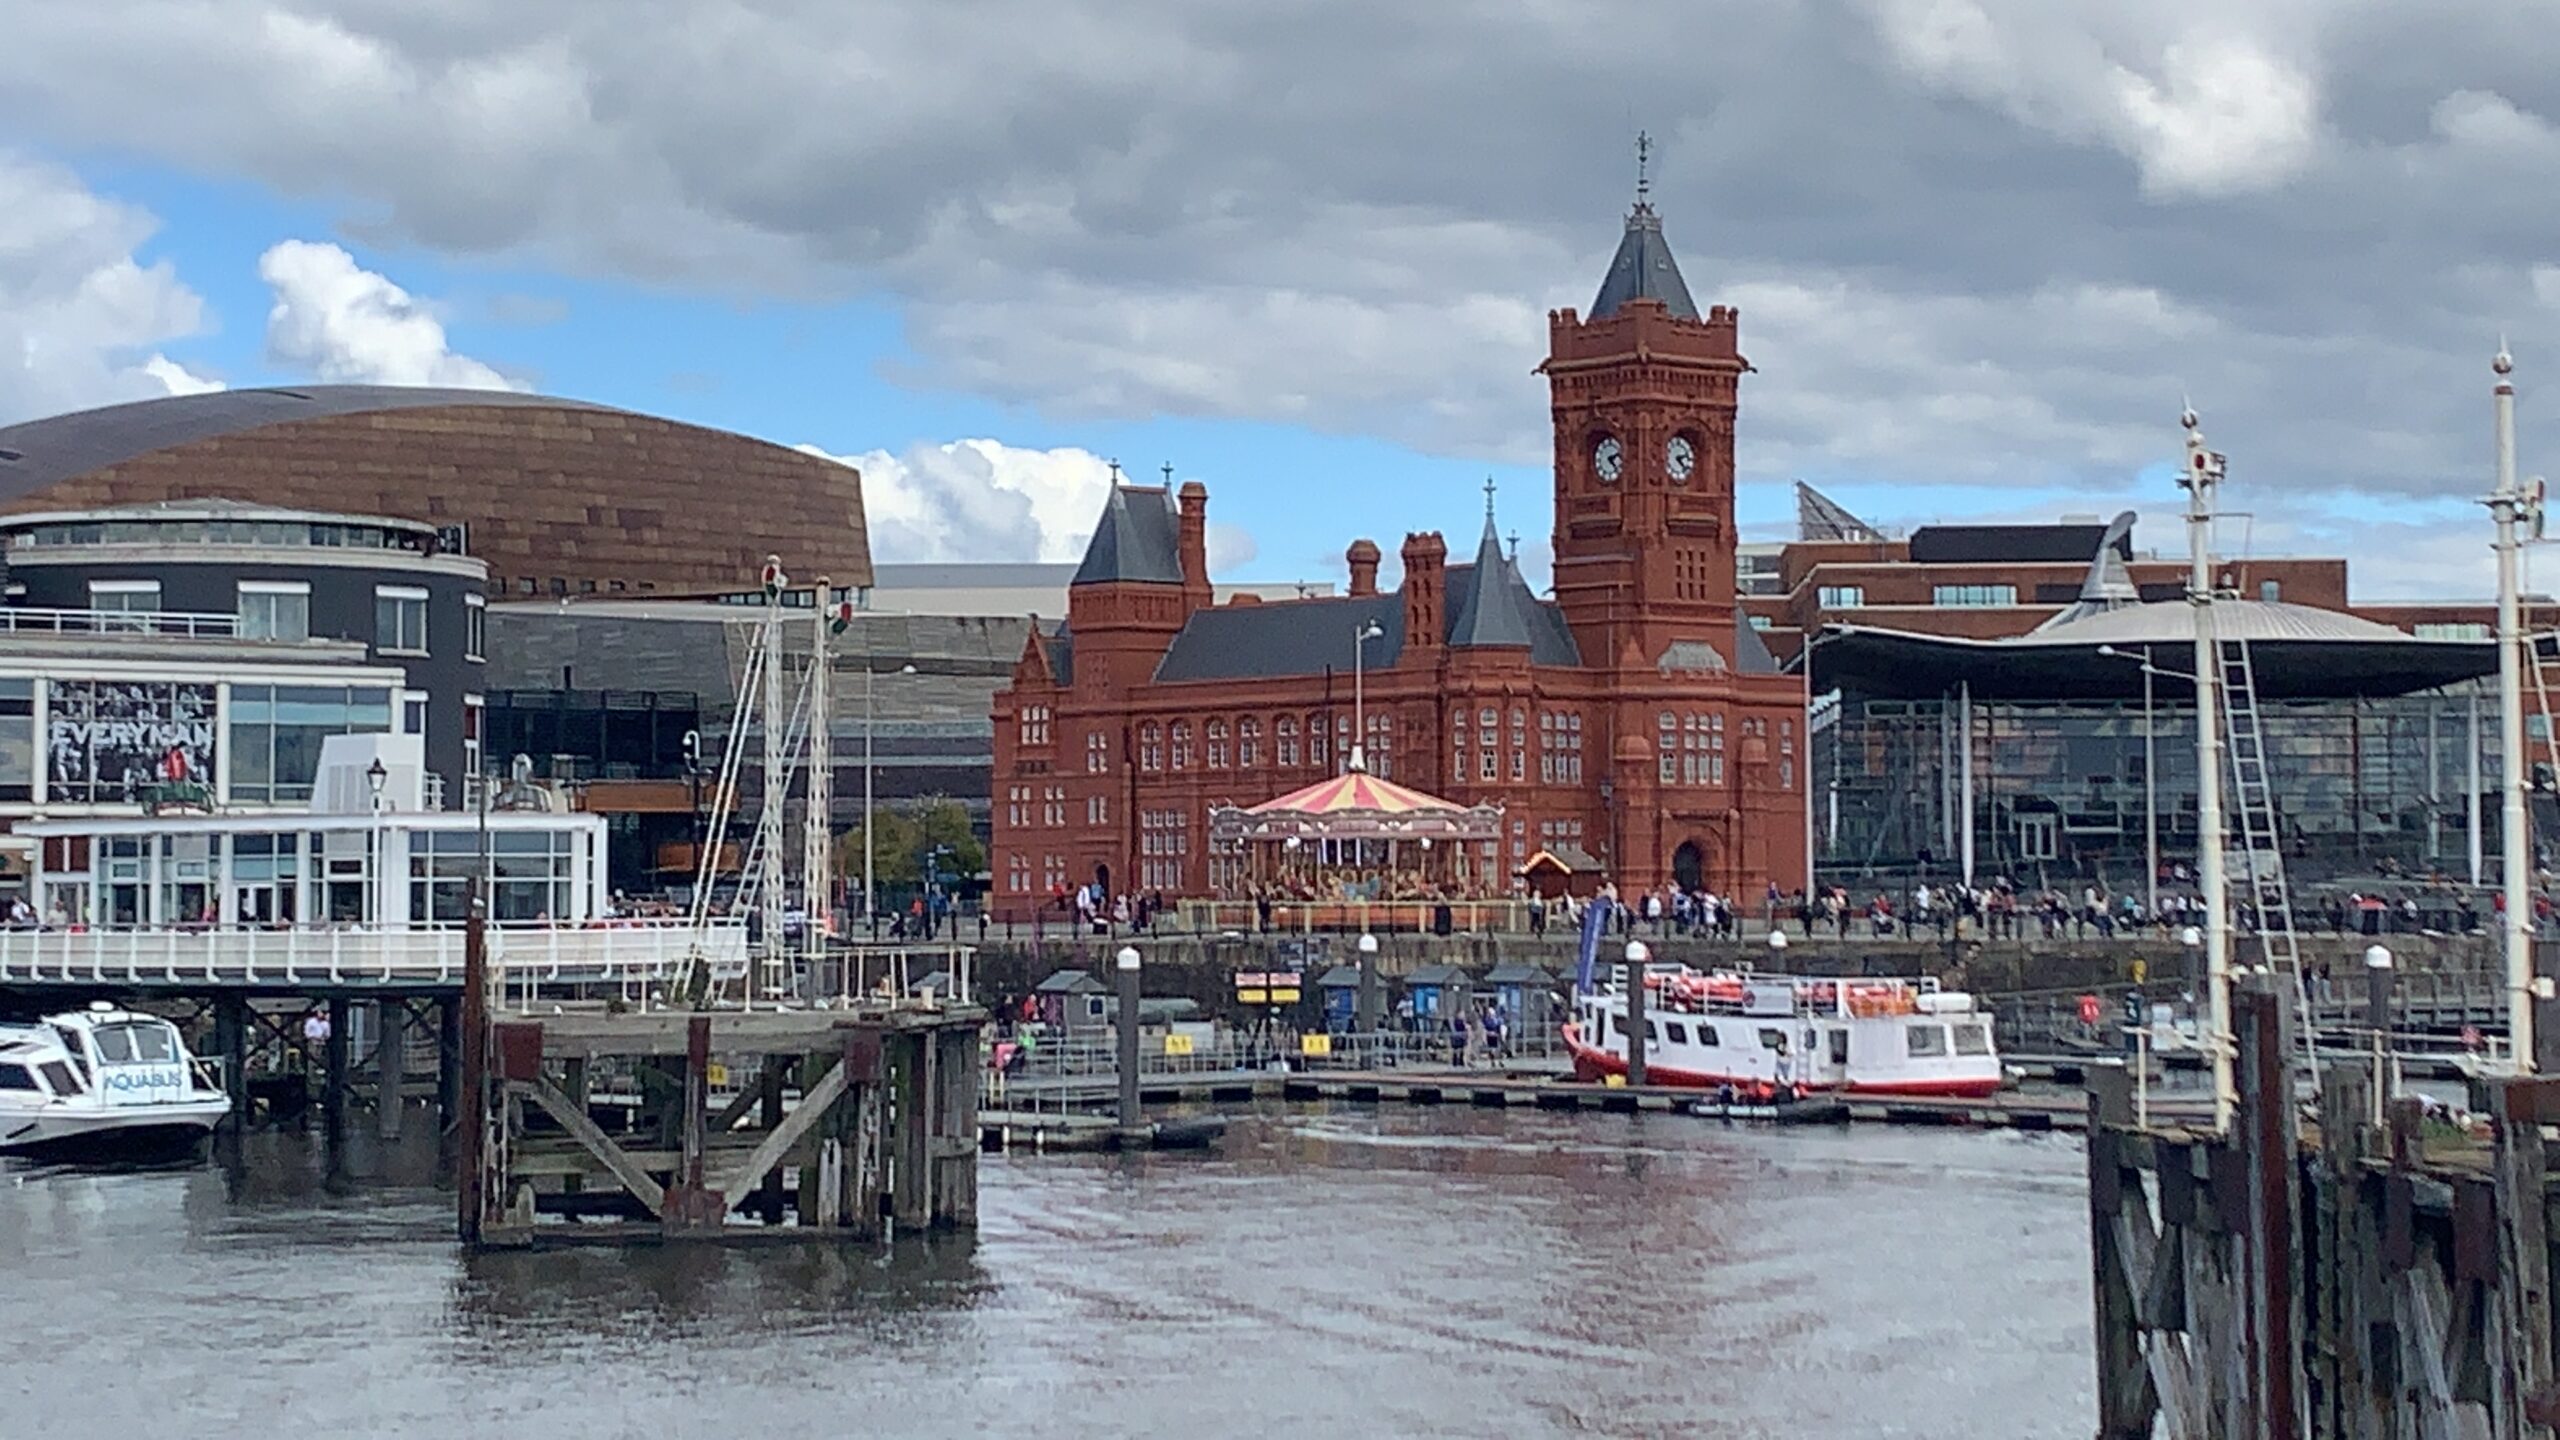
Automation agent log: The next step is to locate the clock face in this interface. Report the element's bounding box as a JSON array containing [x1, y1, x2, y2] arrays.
[[1593, 435, 1624, 483], [1667, 435, 1697, 483]]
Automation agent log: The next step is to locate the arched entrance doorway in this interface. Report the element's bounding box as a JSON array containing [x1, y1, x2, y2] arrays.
[[1670, 840, 1705, 893], [1094, 863, 1111, 897]]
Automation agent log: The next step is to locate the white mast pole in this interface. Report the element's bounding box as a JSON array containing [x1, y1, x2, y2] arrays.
[[2181, 408, 2234, 1132], [2491, 348, 2537, 1073], [758, 556, 790, 1001], [805, 577, 833, 985]]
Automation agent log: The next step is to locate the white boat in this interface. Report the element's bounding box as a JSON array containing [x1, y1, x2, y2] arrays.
[[1563, 967, 2004, 1098], [1, 1002, 230, 1159]]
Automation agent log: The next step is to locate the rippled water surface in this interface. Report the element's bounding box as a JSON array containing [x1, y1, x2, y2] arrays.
[[0, 1105, 2093, 1438]]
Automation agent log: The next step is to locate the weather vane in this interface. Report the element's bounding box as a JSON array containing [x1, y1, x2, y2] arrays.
[[1636, 130, 1652, 203]]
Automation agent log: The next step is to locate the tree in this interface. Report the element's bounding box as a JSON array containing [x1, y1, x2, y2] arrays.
[[834, 796, 986, 905]]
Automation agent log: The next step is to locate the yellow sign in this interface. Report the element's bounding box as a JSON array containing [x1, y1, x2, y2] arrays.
[[1299, 1033, 1333, 1057], [2130, 957, 2147, 985], [1162, 1033, 1194, 1057], [707, 1063, 729, 1087], [1237, 988, 1269, 1005], [1269, 988, 1302, 1004]]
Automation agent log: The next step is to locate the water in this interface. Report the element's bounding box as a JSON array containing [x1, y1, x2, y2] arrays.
[[0, 1107, 2094, 1439]]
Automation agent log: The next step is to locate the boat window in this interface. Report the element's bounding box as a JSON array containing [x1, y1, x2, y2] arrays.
[[1644, 1021, 1661, 1044], [49, 1024, 90, 1081], [1608, 1014, 1625, 1039], [0, 1062, 36, 1092], [1664, 1022, 1689, 1045], [1757, 1028, 1789, 1052], [38, 1060, 82, 1095], [1693, 1023, 1717, 1047], [1828, 1030, 1849, 1065], [1951, 1024, 1990, 1056], [1907, 1024, 1949, 1058], [126, 1024, 176, 1062], [93, 1025, 134, 1063]]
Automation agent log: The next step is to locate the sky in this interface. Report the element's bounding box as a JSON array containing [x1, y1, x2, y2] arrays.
[[3, 0, 2557, 600]]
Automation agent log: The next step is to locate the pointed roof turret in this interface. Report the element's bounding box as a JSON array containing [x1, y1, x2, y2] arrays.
[[1447, 478, 1541, 648], [1590, 132, 1700, 321], [1070, 475, 1185, 586]]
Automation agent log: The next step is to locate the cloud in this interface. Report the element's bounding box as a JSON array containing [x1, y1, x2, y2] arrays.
[[796, 438, 1124, 565], [255, 239, 520, 388], [0, 150, 218, 423], [14, 0, 2560, 556]]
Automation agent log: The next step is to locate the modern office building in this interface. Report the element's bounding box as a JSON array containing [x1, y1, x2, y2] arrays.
[[0, 499, 487, 795]]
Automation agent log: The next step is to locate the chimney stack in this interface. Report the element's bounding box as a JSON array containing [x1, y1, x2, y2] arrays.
[[1346, 539, 1381, 598], [1176, 480, 1211, 612], [1400, 532, 1446, 649]]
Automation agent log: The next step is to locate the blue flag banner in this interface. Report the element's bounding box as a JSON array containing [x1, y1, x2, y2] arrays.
[[1575, 896, 1614, 993]]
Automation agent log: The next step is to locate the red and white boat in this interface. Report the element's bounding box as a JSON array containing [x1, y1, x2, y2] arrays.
[[1562, 967, 2003, 1099]]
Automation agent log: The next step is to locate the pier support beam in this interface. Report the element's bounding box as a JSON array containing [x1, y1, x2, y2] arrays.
[[376, 999, 405, 1141], [323, 994, 350, 1137], [437, 995, 461, 1131], [212, 994, 248, 1122]]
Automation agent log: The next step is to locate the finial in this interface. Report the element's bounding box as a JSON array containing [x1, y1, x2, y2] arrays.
[[1635, 130, 1652, 204], [1162, 461, 1175, 485], [1507, 529, 1521, 561], [1107, 458, 1123, 483], [2495, 338, 2515, 378], [1483, 474, 1498, 522]]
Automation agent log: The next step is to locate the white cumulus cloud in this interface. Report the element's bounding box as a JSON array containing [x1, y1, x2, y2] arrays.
[[796, 438, 1118, 565], [0, 150, 220, 423], [255, 239, 520, 388]]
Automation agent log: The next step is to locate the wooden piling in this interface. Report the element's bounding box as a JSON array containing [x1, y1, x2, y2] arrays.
[[323, 994, 350, 1138], [457, 909, 489, 1245], [376, 999, 405, 1141]]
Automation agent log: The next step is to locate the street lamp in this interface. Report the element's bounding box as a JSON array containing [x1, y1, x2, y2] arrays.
[[365, 756, 388, 815], [1767, 928, 1789, 955], [1622, 939, 1650, 1085], [2095, 644, 2196, 918], [864, 659, 919, 929], [1355, 929, 1381, 1033], [1350, 619, 1383, 772], [1114, 944, 1142, 1130]]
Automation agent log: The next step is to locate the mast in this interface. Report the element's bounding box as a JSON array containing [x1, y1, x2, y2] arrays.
[[758, 556, 790, 1001], [2490, 348, 2538, 1073], [2180, 408, 2235, 1132], [804, 578, 835, 983]]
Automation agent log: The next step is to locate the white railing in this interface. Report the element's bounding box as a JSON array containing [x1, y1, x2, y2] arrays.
[[0, 920, 751, 993], [0, 606, 240, 638]]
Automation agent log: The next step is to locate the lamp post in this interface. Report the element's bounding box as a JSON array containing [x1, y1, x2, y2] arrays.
[[2365, 942, 2395, 1126], [365, 756, 388, 815], [1767, 928, 1789, 957], [1350, 620, 1383, 772], [1114, 944, 1142, 1132], [2487, 347, 2540, 1074], [1624, 938, 1650, 1086], [863, 658, 918, 933], [2097, 644, 2191, 921]]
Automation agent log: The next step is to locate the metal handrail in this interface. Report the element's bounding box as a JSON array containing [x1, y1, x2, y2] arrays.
[[0, 605, 240, 637]]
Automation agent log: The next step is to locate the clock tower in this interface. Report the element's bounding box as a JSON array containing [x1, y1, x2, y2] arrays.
[[1541, 176, 1746, 669]]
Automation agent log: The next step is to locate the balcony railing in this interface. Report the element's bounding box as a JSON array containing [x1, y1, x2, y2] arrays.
[[0, 606, 241, 638], [0, 919, 751, 994]]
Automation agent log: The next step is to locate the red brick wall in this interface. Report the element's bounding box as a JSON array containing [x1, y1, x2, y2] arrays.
[[3, 404, 872, 595]]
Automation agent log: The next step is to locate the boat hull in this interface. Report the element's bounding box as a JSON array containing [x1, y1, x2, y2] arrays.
[[1562, 1028, 2004, 1099], [1, 1099, 228, 1161]]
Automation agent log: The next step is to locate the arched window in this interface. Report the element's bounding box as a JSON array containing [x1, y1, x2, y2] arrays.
[[1276, 716, 1299, 767], [1308, 713, 1330, 769], [1170, 721, 1195, 770], [1205, 719, 1229, 769], [1238, 717, 1261, 768], [1139, 722, 1163, 772]]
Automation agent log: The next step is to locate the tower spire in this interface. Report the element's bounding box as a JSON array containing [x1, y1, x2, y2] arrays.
[[1635, 130, 1652, 206]]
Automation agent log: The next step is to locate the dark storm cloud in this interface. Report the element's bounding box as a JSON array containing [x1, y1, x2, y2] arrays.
[[8, 0, 2560, 547]]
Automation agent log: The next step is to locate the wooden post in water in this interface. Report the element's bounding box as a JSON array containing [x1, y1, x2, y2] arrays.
[[213, 994, 248, 1122], [2234, 982, 2301, 1440], [2495, 1076, 2558, 1439], [456, 907, 488, 1245], [2085, 1064, 2152, 1439], [323, 994, 351, 1139]]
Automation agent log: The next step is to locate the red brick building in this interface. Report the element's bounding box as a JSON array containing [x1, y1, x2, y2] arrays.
[[990, 195, 1809, 910]]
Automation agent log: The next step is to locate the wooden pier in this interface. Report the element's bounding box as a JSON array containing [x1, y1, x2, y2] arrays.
[[2085, 981, 2558, 1438], [462, 1001, 987, 1247]]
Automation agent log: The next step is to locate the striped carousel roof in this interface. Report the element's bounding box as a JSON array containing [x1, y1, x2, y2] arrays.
[[1244, 766, 1467, 817]]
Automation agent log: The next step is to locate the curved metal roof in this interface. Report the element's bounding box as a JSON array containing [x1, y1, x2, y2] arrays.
[[2030, 599, 2415, 647], [0, 385, 629, 501]]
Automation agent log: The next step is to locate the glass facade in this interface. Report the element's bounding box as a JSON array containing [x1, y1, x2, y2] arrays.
[[227, 684, 395, 803], [17, 517, 436, 552], [1813, 685, 2504, 886]]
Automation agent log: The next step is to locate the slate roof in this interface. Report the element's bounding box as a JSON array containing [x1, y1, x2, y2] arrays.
[[1733, 615, 1782, 675], [1589, 204, 1700, 321], [1446, 518, 1543, 649], [1070, 485, 1185, 586], [1151, 565, 1582, 683]]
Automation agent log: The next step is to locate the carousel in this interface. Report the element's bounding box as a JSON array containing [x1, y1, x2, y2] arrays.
[[1206, 755, 1505, 903]]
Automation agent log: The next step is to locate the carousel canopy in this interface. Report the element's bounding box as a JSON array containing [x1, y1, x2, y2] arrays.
[[1209, 764, 1503, 842]]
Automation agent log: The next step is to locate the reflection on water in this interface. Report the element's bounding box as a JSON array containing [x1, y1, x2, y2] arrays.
[[1, 1104, 2091, 1439]]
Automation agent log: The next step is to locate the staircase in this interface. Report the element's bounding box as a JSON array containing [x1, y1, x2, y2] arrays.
[[2217, 634, 2316, 1048]]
